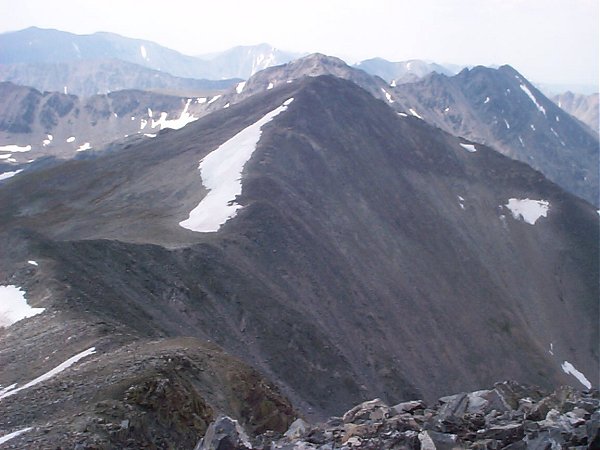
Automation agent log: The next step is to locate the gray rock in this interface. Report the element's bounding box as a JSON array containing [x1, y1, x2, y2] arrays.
[[342, 398, 392, 424], [194, 415, 252, 450], [283, 418, 310, 440], [523, 428, 564, 450], [476, 423, 524, 446], [437, 393, 469, 420], [418, 430, 462, 450], [587, 410, 600, 448], [392, 400, 427, 415]]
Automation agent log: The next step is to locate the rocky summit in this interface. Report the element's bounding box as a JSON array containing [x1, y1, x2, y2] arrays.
[[195, 381, 599, 450]]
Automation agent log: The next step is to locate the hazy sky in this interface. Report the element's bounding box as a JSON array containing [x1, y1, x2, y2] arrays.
[[1, 0, 598, 87]]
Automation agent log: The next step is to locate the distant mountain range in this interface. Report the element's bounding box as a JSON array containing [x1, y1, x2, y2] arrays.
[[552, 91, 599, 134], [1, 52, 597, 206], [0, 81, 229, 164], [0, 27, 302, 95], [354, 57, 459, 84]]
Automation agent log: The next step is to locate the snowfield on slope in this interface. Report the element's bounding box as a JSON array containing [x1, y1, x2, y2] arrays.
[[0, 347, 96, 400], [460, 143, 477, 153], [0, 145, 31, 152], [0, 170, 23, 181], [505, 198, 549, 225], [0, 285, 45, 327], [561, 361, 592, 389], [151, 99, 197, 130], [180, 98, 294, 233], [0, 428, 33, 445]]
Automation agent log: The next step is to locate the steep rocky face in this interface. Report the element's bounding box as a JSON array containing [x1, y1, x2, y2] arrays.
[[390, 66, 599, 205], [552, 91, 599, 134], [1, 75, 597, 432]]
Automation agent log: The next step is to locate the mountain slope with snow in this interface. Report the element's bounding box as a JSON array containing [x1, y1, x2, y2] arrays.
[[391, 66, 599, 205], [0, 76, 596, 444]]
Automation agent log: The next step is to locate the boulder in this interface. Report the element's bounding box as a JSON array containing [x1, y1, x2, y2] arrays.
[[418, 430, 463, 450], [342, 398, 392, 424], [283, 418, 310, 440], [392, 400, 427, 415], [194, 415, 252, 450], [476, 422, 524, 446], [587, 410, 600, 448]]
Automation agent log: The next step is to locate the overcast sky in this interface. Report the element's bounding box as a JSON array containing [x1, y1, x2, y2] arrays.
[[1, 0, 598, 87]]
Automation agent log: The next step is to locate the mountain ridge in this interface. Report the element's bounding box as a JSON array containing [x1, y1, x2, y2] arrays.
[[1, 76, 596, 418]]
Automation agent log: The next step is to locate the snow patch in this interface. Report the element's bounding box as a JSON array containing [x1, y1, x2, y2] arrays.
[[140, 45, 148, 60], [0, 285, 45, 327], [147, 108, 153, 117], [505, 198, 549, 225], [561, 361, 592, 389], [398, 112, 408, 117], [42, 134, 53, 146], [66, 136, 75, 143], [207, 95, 221, 105], [151, 99, 197, 130], [180, 98, 294, 233], [0, 154, 12, 160], [63, 86, 68, 95], [76, 142, 92, 152], [140, 118, 148, 129], [460, 143, 477, 153], [0, 170, 23, 180], [484, 96, 490, 104], [549, 343, 554, 355], [408, 108, 422, 119], [144, 133, 157, 138], [267, 82, 274, 90], [519, 83, 546, 116], [0, 348, 96, 400], [518, 136, 525, 147], [196, 97, 207, 104], [444, 107, 450, 113], [236, 81, 246, 94], [530, 124, 535, 131], [381, 88, 394, 103], [390, 79, 397, 87], [0, 428, 33, 445], [0, 145, 31, 152], [223, 103, 230, 109], [550, 127, 566, 146], [503, 119, 510, 129]]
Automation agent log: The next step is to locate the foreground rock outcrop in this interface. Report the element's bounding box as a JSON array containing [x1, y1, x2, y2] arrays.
[[200, 381, 599, 450]]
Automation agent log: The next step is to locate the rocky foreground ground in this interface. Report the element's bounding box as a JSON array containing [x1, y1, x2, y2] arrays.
[[196, 381, 599, 450]]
